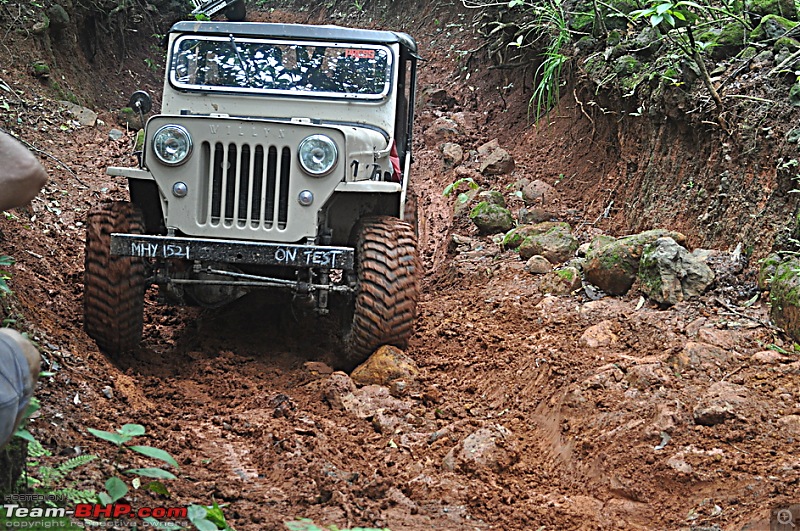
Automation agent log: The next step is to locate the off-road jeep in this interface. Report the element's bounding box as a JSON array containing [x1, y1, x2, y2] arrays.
[[84, 21, 420, 366]]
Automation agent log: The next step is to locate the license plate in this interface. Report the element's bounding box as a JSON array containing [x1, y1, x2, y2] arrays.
[[111, 234, 354, 269]]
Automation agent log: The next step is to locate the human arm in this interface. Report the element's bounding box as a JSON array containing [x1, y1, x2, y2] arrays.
[[0, 329, 41, 448], [0, 130, 48, 211]]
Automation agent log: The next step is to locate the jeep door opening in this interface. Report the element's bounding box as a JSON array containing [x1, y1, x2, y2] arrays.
[[84, 22, 421, 366]]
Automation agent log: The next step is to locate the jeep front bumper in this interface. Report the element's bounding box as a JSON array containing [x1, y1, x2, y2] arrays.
[[110, 234, 354, 270]]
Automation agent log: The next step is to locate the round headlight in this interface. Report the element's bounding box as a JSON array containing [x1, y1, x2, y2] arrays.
[[298, 134, 338, 176], [153, 125, 192, 166]]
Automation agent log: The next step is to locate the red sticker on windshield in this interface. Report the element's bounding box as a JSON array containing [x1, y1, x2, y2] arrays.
[[344, 49, 375, 59]]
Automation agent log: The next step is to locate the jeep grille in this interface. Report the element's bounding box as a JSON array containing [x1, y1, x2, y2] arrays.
[[200, 141, 291, 230]]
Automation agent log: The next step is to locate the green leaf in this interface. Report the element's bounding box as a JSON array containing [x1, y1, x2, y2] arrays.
[[14, 428, 36, 442], [143, 481, 171, 497], [656, 2, 673, 14], [118, 424, 146, 437], [105, 476, 128, 503], [88, 428, 131, 446], [128, 445, 180, 468], [663, 11, 676, 25], [456, 192, 470, 204], [284, 520, 322, 531], [442, 183, 455, 196], [204, 500, 230, 528], [125, 468, 178, 480], [651, 13, 664, 25], [187, 506, 218, 531]]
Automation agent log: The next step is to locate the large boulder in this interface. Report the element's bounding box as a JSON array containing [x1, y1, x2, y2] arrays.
[[638, 237, 715, 306], [769, 258, 800, 341], [518, 222, 578, 264], [469, 202, 514, 234], [583, 229, 686, 295]]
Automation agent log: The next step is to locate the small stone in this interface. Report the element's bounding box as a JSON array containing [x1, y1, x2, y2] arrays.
[[750, 350, 792, 364], [666, 455, 693, 474], [476, 138, 500, 156], [469, 202, 514, 234], [351, 345, 419, 387], [539, 266, 582, 296], [322, 372, 356, 410], [518, 207, 556, 224], [478, 190, 506, 207], [579, 320, 618, 348], [60, 101, 97, 127], [442, 424, 518, 473], [479, 147, 515, 176], [521, 179, 557, 205], [693, 381, 748, 426], [441, 142, 464, 167], [304, 361, 334, 375], [525, 255, 552, 274], [108, 129, 124, 141]]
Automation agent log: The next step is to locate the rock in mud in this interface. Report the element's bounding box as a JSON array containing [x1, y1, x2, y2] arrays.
[[478, 190, 506, 207], [750, 350, 792, 364], [693, 381, 749, 426], [758, 252, 782, 290], [583, 229, 686, 295], [768, 258, 800, 342], [442, 424, 518, 473], [669, 341, 732, 376], [539, 267, 582, 296], [350, 345, 420, 387], [60, 101, 97, 127], [521, 179, 558, 205], [441, 142, 464, 167], [579, 320, 618, 348], [423, 116, 460, 145], [322, 372, 357, 410], [477, 138, 500, 156], [638, 237, 714, 306], [525, 255, 552, 274], [479, 147, 515, 176], [518, 222, 577, 263], [518, 206, 557, 224], [469, 202, 514, 234]]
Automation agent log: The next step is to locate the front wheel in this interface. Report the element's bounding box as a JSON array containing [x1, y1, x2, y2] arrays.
[[84, 201, 146, 356], [342, 216, 421, 367]]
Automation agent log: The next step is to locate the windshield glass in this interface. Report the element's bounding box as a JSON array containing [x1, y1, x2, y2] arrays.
[[170, 36, 393, 99]]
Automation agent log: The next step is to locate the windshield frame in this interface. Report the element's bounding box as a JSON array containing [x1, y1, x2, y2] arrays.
[[168, 35, 395, 100]]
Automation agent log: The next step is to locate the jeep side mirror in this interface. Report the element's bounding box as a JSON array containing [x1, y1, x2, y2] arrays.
[[128, 90, 152, 115]]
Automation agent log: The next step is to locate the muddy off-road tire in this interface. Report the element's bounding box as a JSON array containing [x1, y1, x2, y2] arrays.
[[84, 201, 146, 356], [343, 216, 421, 366], [224, 0, 246, 21]]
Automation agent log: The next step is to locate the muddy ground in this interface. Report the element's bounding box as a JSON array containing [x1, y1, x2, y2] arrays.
[[1, 1, 800, 530]]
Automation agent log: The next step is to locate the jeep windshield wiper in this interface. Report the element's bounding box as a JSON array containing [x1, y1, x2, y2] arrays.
[[228, 34, 253, 85]]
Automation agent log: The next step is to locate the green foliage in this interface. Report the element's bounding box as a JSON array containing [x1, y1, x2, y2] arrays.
[[188, 501, 235, 530], [0, 255, 14, 296], [88, 423, 179, 505], [443, 177, 480, 207], [529, 0, 570, 122]]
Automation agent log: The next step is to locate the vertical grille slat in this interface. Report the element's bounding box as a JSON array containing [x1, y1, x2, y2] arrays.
[[206, 141, 291, 230]]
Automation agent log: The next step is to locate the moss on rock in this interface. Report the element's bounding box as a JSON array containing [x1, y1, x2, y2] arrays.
[[769, 258, 800, 341]]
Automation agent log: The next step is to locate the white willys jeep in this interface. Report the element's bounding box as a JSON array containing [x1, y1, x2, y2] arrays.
[[84, 21, 420, 366]]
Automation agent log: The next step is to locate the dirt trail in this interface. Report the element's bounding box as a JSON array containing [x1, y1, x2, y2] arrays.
[[0, 2, 799, 531]]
